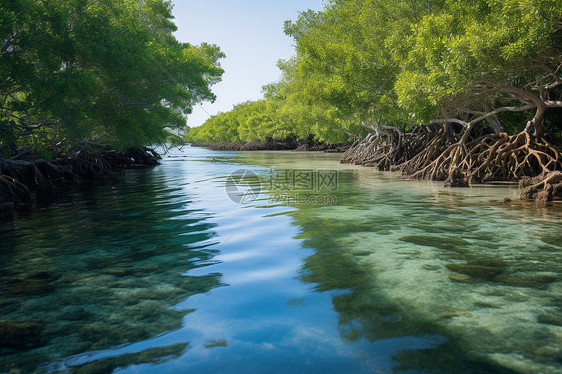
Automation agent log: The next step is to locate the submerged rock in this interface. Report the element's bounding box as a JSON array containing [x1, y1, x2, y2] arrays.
[[0, 321, 45, 350], [438, 311, 473, 319], [0, 202, 15, 219], [537, 315, 562, 327], [61, 308, 92, 321], [4, 278, 55, 296], [536, 189, 553, 207], [528, 273, 558, 283], [473, 301, 501, 309], [444, 169, 469, 188], [467, 257, 508, 267], [448, 273, 472, 283], [3, 279, 55, 296], [400, 235, 470, 251], [533, 347, 562, 360], [445, 263, 503, 279], [495, 275, 548, 289], [101, 268, 138, 277], [27, 271, 59, 280]]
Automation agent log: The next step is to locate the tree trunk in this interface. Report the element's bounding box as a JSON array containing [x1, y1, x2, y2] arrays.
[[487, 115, 504, 134], [531, 105, 546, 138]]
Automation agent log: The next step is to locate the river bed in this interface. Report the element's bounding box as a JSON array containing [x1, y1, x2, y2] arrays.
[[0, 146, 560, 373]]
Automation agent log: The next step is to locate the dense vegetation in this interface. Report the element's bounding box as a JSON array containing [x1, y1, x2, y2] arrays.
[[0, 0, 225, 214], [189, 0, 561, 145], [188, 0, 562, 202], [1, 0, 224, 153]]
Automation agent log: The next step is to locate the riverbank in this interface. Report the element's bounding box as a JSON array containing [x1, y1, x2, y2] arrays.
[[190, 138, 351, 153], [340, 125, 562, 206], [0, 146, 161, 219]]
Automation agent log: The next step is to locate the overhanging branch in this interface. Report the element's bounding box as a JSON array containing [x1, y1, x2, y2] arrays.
[[430, 118, 468, 126], [431, 103, 535, 129]]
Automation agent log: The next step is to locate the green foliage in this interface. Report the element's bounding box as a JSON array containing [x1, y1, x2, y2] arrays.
[[0, 0, 224, 152], [191, 0, 561, 144], [396, 0, 562, 124], [187, 57, 364, 145], [193, 0, 434, 143]]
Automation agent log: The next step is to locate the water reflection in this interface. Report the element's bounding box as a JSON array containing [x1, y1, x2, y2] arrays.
[[0, 164, 221, 373], [0, 147, 559, 374], [288, 165, 561, 374], [293, 212, 518, 373]]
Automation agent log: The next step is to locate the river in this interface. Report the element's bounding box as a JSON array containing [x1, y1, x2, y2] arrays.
[[0, 146, 560, 373]]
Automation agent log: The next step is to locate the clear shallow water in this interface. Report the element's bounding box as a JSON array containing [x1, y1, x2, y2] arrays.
[[0, 147, 560, 373]]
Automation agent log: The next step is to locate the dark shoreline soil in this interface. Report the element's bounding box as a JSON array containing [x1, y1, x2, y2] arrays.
[[190, 139, 351, 153], [0, 147, 161, 219]]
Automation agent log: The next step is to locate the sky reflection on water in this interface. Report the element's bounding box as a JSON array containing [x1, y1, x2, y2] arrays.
[[1, 146, 559, 373]]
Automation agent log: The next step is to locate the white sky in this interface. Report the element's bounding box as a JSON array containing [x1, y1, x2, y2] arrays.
[[170, 0, 324, 128]]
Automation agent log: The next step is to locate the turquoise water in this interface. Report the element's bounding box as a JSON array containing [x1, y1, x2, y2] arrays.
[[0, 146, 560, 373]]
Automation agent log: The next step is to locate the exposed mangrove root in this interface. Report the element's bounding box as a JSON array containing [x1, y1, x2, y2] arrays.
[[468, 132, 560, 183], [191, 136, 350, 152], [341, 124, 562, 204], [62, 149, 117, 181], [340, 124, 460, 172], [409, 131, 562, 186], [191, 140, 298, 151], [339, 127, 404, 168], [519, 171, 562, 206], [53, 147, 160, 181], [0, 175, 33, 204], [394, 125, 459, 175], [0, 146, 161, 217], [340, 126, 410, 168]]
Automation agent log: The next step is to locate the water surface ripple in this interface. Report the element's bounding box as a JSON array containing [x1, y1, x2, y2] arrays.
[[0, 147, 560, 373]]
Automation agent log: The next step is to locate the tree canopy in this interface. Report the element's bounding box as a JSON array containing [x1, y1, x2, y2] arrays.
[[395, 0, 562, 138], [1, 0, 224, 152], [189, 0, 561, 144]]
